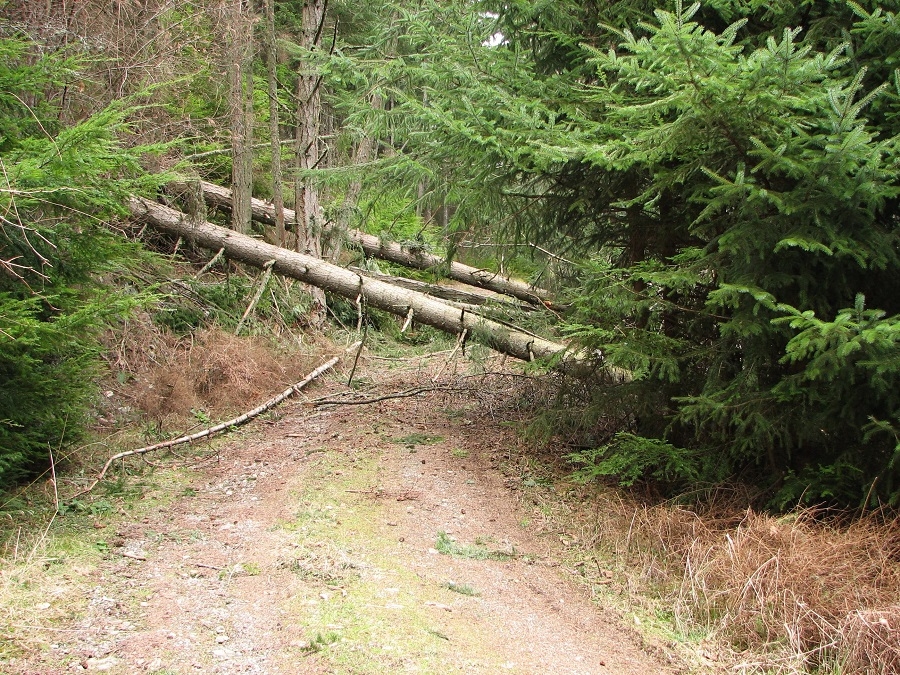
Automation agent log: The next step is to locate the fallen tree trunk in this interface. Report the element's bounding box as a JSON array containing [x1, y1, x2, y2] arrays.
[[347, 266, 534, 312], [129, 197, 569, 363], [179, 180, 552, 305]]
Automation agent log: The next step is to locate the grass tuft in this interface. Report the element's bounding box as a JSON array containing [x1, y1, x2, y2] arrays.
[[443, 581, 480, 596], [435, 532, 513, 561]]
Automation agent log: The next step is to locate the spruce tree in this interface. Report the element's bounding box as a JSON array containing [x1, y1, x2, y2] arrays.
[[0, 37, 164, 489], [332, 0, 900, 506]]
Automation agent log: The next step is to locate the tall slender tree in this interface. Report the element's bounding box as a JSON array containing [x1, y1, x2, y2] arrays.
[[265, 0, 286, 246], [294, 0, 326, 255], [294, 0, 328, 316], [227, 0, 255, 234]]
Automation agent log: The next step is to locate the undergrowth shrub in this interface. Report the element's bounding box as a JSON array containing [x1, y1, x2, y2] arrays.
[[0, 36, 165, 489], [567, 433, 701, 489]]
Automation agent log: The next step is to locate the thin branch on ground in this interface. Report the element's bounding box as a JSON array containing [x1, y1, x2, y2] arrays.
[[312, 384, 470, 408], [69, 357, 339, 500], [364, 350, 455, 362], [432, 328, 467, 383]]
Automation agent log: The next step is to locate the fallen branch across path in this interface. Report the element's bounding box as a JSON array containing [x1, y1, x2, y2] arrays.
[[69, 357, 339, 499], [311, 384, 467, 407]]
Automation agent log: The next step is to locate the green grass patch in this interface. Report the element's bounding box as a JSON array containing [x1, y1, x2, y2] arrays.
[[442, 581, 479, 596], [434, 532, 513, 561], [302, 631, 342, 653]]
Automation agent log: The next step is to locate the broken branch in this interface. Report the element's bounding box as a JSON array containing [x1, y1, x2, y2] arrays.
[[69, 357, 339, 499], [312, 384, 466, 407]]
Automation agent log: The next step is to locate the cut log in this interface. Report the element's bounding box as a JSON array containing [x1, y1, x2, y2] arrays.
[[180, 180, 552, 305], [128, 197, 569, 363]]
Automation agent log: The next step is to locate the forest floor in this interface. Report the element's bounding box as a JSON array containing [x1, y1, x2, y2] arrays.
[[0, 349, 697, 675]]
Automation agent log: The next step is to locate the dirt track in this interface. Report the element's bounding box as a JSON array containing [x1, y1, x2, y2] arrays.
[[7, 356, 679, 674]]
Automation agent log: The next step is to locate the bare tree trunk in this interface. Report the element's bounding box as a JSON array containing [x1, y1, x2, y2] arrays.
[[186, 180, 554, 305], [128, 197, 568, 364], [294, 0, 325, 255], [265, 0, 285, 246], [228, 0, 254, 234], [293, 0, 327, 317], [347, 267, 534, 312]]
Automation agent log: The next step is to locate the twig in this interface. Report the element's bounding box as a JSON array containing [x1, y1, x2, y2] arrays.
[[401, 307, 414, 333], [48, 446, 59, 514], [195, 247, 225, 277], [365, 350, 454, 362], [69, 357, 339, 499], [121, 551, 147, 561], [297, 448, 329, 459], [313, 384, 467, 407], [236, 259, 276, 335], [528, 241, 575, 266], [184, 138, 295, 161], [347, 323, 367, 387], [432, 329, 467, 383], [345, 488, 421, 501], [194, 562, 223, 570], [303, 390, 357, 405]]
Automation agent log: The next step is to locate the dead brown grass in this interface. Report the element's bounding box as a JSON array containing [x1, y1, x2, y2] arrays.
[[107, 318, 317, 430], [621, 503, 900, 673]]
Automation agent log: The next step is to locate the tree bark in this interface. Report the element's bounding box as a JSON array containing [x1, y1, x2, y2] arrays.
[[186, 180, 553, 305], [293, 0, 327, 317], [294, 0, 326, 256], [347, 267, 534, 311], [265, 0, 286, 246], [227, 0, 254, 235], [128, 197, 568, 364]]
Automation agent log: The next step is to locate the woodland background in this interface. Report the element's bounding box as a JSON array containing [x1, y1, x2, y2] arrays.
[[2, 2, 900, 673], [1, 0, 899, 506]]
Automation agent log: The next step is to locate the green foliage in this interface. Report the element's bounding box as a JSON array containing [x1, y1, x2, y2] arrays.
[[567, 433, 702, 489], [154, 276, 254, 333], [358, 191, 432, 247], [0, 38, 74, 148], [577, 3, 898, 506], [331, 1, 900, 507], [0, 37, 165, 489]]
